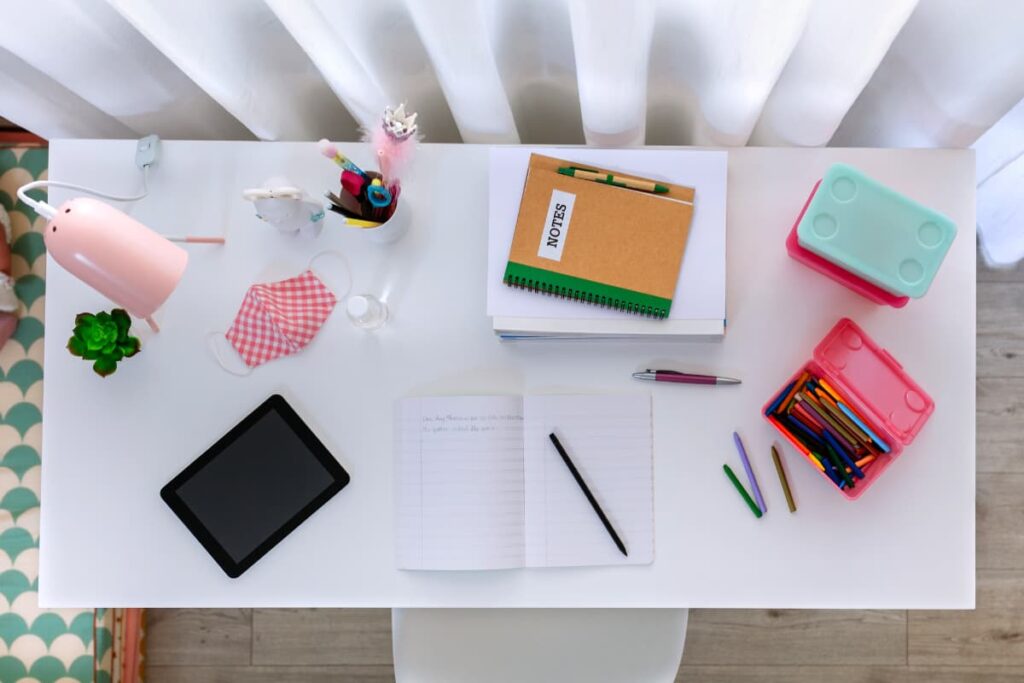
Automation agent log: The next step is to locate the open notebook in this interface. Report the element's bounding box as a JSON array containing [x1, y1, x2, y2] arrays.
[[395, 394, 653, 570]]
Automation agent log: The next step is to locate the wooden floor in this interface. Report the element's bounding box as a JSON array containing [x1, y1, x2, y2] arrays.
[[147, 255, 1020, 683]]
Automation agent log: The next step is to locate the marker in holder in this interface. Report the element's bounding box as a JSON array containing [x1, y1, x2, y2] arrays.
[[786, 163, 957, 308]]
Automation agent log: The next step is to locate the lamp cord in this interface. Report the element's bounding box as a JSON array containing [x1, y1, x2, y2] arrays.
[[16, 167, 149, 220]]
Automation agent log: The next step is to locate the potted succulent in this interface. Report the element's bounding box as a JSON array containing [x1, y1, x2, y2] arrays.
[[66, 308, 141, 377]]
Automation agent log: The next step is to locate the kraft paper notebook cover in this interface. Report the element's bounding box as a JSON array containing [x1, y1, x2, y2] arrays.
[[503, 153, 695, 318]]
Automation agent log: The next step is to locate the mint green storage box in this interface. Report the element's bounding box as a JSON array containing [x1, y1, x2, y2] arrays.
[[795, 164, 957, 299]]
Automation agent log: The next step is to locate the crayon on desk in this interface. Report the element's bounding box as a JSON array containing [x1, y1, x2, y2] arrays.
[[771, 445, 797, 513], [733, 432, 766, 513], [723, 464, 762, 519]]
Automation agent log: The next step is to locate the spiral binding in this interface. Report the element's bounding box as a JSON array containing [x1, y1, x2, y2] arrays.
[[504, 274, 668, 318]]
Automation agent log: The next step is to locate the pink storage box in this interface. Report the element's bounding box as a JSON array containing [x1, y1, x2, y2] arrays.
[[786, 180, 910, 308], [762, 318, 934, 500]]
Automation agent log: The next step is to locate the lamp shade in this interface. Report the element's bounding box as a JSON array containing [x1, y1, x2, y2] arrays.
[[44, 197, 188, 320]]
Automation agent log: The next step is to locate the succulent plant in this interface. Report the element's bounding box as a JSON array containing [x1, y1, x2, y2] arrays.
[[66, 308, 141, 377]]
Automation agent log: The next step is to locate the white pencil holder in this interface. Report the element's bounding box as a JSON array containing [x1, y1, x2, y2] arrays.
[[348, 196, 409, 245]]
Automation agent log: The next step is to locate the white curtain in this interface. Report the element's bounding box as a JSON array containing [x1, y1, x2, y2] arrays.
[[2, 0, 1022, 261]]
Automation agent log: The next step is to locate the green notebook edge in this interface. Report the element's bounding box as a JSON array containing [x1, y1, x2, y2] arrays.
[[503, 261, 673, 318]]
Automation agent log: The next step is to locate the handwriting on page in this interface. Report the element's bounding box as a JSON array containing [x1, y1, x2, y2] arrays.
[[421, 413, 523, 434], [396, 396, 527, 571]]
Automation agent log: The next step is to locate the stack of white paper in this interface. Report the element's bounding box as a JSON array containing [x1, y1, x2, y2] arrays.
[[487, 147, 728, 340]]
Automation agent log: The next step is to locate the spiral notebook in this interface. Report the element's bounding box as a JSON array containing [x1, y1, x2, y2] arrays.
[[395, 394, 654, 571], [502, 153, 695, 318]]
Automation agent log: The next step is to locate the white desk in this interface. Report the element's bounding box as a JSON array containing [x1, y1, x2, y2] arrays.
[[40, 142, 975, 608]]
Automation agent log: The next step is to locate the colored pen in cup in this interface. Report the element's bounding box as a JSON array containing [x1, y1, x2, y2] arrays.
[[317, 138, 367, 176]]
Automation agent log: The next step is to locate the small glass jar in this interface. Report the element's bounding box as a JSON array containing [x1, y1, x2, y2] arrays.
[[346, 294, 388, 330]]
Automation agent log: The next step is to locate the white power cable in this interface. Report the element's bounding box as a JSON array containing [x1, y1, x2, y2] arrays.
[[17, 166, 149, 220]]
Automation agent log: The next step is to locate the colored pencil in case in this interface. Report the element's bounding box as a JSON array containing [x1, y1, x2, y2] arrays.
[[824, 442, 854, 489], [776, 371, 808, 414], [788, 438, 826, 473], [723, 464, 762, 519], [836, 401, 891, 453], [819, 454, 845, 488], [776, 400, 849, 489], [733, 432, 766, 513], [814, 389, 872, 442], [822, 430, 865, 479], [855, 455, 876, 468], [807, 449, 828, 472], [768, 416, 824, 471], [784, 413, 826, 451], [772, 410, 826, 462], [797, 392, 860, 445], [794, 395, 860, 455], [766, 381, 796, 415], [822, 455, 846, 489], [771, 445, 797, 513], [789, 403, 824, 436], [823, 397, 878, 454], [791, 404, 834, 446], [817, 377, 844, 402], [817, 376, 892, 453], [845, 459, 876, 475]]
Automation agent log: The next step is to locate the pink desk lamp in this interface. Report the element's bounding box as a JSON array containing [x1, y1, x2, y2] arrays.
[[18, 173, 223, 332]]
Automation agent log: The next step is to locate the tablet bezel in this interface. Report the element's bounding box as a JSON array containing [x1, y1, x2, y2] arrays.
[[160, 394, 350, 578]]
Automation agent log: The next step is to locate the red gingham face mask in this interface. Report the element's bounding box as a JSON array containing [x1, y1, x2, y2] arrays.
[[208, 252, 351, 375], [224, 269, 337, 368]]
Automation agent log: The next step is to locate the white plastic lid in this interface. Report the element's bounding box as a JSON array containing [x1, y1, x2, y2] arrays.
[[347, 295, 370, 319]]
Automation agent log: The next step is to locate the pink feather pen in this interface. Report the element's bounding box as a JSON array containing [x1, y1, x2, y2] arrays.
[[363, 103, 421, 187]]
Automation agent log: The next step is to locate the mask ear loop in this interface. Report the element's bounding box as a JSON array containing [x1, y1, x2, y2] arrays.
[[306, 249, 353, 300], [206, 331, 253, 376]]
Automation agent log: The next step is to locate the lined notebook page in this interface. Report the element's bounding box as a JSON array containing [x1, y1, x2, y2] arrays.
[[523, 394, 654, 567], [395, 396, 526, 570]]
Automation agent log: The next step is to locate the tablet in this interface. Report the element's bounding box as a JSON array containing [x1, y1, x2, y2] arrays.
[[161, 394, 350, 578]]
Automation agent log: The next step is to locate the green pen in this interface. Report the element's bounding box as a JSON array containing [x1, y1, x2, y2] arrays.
[[558, 166, 670, 194]]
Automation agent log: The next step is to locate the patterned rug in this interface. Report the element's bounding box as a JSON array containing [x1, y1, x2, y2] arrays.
[[0, 147, 143, 683]]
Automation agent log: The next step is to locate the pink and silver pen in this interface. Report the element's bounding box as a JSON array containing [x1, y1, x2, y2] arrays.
[[632, 369, 741, 386]]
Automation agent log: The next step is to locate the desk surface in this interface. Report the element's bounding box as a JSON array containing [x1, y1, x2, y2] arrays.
[[40, 142, 975, 608]]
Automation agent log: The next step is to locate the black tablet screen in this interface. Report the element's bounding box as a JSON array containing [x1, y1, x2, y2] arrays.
[[174, 407, 338, 563]]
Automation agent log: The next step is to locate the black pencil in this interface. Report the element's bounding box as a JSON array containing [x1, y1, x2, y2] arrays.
[[548, 432, 628, 557]]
